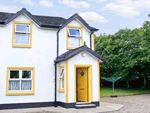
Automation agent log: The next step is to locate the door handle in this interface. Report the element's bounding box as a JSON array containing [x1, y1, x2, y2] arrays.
[[80, 88, 84, 90]]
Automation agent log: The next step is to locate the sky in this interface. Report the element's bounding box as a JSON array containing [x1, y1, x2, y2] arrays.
[[0, 0, 150, 36]]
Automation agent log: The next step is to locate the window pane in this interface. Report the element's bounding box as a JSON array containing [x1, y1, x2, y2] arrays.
[[10, 70, 19, 78], [69, 29, 80, 36], [16, 24, 29, 33], [22, 70, 31, 78], [14, 34, 30, 45], [60, 68, 64, 78], [61, 77, 64, 89], [9, 80, 20, 90], [60, 68, 64, 89], [21, 80, 32, 90], [68, 37, 80, 47]]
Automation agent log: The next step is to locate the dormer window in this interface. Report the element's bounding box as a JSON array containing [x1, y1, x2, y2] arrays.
[[66, 25, 83, 49], [12, 21, 33, 48]]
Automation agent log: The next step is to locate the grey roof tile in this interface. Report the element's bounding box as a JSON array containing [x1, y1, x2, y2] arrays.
[[0, 12, 15, 21], [33, 15, 66, 26], [0, 8, 98, 31]]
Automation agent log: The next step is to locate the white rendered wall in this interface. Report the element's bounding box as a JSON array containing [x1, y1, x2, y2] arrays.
[[57, 61, 66, 102], [0, 14, 57, 104], [68, 51, 99, 103], [59, 19, 91, 55]]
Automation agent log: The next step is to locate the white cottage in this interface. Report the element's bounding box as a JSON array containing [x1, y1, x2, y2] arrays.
[[0, 8, 106, 109]]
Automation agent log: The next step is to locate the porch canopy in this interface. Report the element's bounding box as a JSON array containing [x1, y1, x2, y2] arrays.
[[54, 44, 107, 63]]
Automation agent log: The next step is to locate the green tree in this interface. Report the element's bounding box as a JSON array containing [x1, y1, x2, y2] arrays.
[[95, 26, 149, 88]]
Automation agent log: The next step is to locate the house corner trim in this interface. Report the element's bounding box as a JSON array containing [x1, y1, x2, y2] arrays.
[[98, 60, 100, 101], [66, 60, 69, 103]]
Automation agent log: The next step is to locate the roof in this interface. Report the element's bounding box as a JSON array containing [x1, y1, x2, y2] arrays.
[[0, 8, 98, 31], [60, 13, 98, 32], [55, 44, 107, 63]]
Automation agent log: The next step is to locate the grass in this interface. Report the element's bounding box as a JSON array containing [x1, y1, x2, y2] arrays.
[[100, 87, 150, 96]]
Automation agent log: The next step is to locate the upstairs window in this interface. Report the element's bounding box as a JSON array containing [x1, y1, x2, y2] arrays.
[[66, 25, 83, 49], [12, 21, 33, 48]]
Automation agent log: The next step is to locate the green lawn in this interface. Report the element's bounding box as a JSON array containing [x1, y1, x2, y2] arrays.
[[100, 87, 150, 96]]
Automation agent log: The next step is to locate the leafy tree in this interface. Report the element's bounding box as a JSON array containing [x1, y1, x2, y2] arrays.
[[95, 24, 150, 88]]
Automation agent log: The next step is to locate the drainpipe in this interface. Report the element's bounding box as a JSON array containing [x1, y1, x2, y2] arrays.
[[54, 62, 57, 107], [90, 31, 94, 49], [57, 29, 60, 57], [55, 29, 60, 107]]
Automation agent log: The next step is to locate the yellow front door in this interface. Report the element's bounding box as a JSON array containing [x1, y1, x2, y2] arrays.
[[78, 68, 88, 102]]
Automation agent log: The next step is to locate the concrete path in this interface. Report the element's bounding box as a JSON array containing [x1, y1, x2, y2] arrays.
[[0, 102, 123, 113], [101, 94, 150, 113]]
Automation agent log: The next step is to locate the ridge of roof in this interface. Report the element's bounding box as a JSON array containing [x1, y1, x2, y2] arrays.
[[60, 13, 98, 32], [0, 8, 98, 31], [5, 8, 42, 26], [33, 14, 66, 19], [55, 45, 106, 63]]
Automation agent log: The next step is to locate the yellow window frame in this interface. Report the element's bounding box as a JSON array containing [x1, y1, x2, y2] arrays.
[[12, 20, 33, 48], [6, 67, 35, 95], [66, 25, 83, 50], [59, 65, 65, 93]]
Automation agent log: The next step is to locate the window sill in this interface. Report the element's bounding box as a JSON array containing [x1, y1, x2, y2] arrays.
[[12, 45, 31, 48], [67, 47, 77, 50], [59, 89, 65, 93], [6, 91, 34, 96]]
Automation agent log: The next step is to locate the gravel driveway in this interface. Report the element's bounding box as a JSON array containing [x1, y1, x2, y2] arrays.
[[101, 94, 150, 113]]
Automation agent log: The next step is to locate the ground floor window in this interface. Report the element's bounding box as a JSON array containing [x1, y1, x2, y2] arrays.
[[6, 67, 35, 95], [59, 65, 65, 93]]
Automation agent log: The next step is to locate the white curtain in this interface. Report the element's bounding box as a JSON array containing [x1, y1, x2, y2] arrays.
[[21, 80, 32, 90], [9, 81, 20, 90]]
